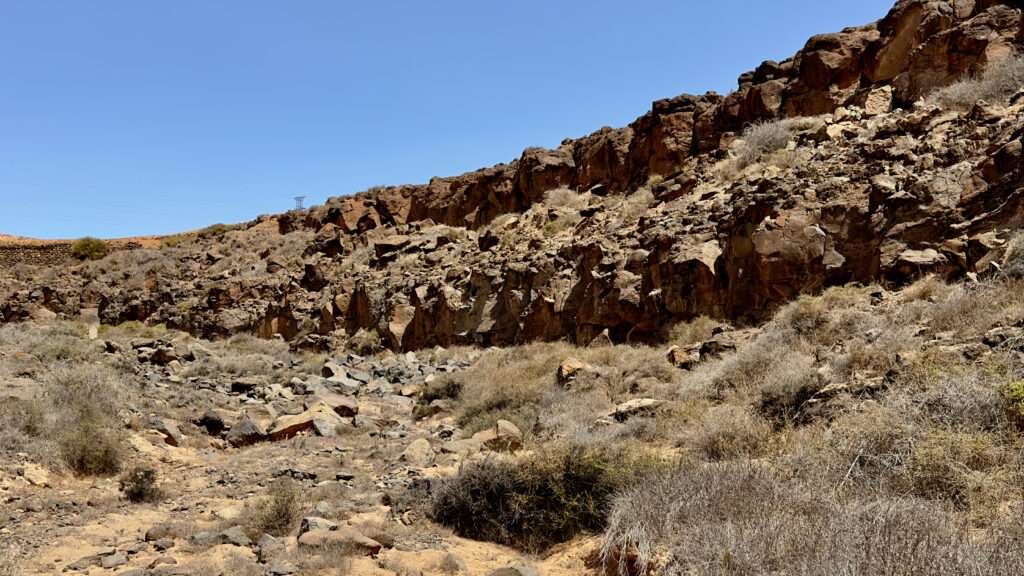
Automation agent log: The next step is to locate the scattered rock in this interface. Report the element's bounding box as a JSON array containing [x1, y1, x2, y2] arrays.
[[226, 417, 267, 447], [268, 401, 344, 441], [472, 419, 523, 452], [488, 566, 541, 576], [297, 528, 382, 556], [401, 438, 435, 467], [612, 398, 664, 422], [299, 516, 338, 536]]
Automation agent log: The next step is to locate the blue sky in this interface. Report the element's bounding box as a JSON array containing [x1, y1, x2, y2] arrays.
[[0, 1, 894, 239]]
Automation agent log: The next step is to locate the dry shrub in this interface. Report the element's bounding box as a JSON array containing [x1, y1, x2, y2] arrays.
[[733, 119, 794, 171], [829, 356, 1021, 515], [909, 430, 1005, 508], [827, 402, 918, 494], [689, 405, 771, 461], [453, 343, 570, 435], [0, 322, 98, 364], [615, 188, 655, 224], [543, 211, 582, 236], [756, 351, 821, 425], [247, 479, 303, 537], [911, 370, 1009, 433], [0, 345, 128, 474], [414, 374, 463, 419], [1002, 233, 1024, 279], [348, 328, 383, 355], [60, 416, 123, 476], [928, 54, 1024, 110], [120, 465, 164, 503], [543, 188, 588, 210], [667, 316, 718, 347], [919, 279, 1024, 337], [223, 333, 292, 361], [901, 274, 955, 303], [183, 334, 290, 379], [0, 397, 46, 452], [455, 342, 677, 438], [602, 461, 1024, 576], [432, 443, 665, 553], [47, 364, 126, 476], [710, 329, 800, 398]]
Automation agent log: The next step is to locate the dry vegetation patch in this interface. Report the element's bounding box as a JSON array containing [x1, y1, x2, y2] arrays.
[[432, 443, 667, 553], [928, 53, 1024, 110]]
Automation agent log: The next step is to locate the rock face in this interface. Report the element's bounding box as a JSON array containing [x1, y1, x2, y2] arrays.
[[3, 1, 1024, 351]]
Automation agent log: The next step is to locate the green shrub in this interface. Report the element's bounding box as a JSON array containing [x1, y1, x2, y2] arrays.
[[71, 237, 109, 260], [160, 235, 186, 248], [120, 465, 164, 503], [431, 444, 664, 552], [198, 223, 232, 238], [1001, 380, 1024, 428]]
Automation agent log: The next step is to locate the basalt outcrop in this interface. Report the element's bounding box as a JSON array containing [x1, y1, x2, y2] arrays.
[[3, 0, 1024, 350]]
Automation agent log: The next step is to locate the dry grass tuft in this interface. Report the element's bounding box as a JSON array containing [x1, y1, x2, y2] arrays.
[[928, 54, 1024, 110], [603, 461, 1024, 576], [734, 119, 794, 171], [689, 405, 771, 461], [246, 479, 304, 537]]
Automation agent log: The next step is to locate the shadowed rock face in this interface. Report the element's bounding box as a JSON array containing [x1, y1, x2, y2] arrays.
[[4, 0, 1024, 350]]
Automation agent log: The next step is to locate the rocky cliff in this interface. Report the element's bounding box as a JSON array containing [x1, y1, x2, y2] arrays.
[[3, 0, 1024, 350]]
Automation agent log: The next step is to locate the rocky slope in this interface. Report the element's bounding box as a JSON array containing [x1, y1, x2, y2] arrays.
[[3, 0, 1024, 351]]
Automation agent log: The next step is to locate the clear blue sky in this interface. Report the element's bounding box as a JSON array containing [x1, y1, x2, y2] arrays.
[[0, 1, 894, 239]]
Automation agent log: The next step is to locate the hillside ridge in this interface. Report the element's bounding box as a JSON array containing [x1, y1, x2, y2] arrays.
[[2, 0, 1024, 352]]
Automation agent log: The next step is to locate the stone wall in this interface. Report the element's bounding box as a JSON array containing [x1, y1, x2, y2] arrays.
[[0, 244, 74, 268]]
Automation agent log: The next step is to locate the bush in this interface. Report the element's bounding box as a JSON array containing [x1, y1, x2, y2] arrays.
[[420, 375, 463, 405], [667, 316, 718, 348], [120, 465, 164, 503], [1002, 233, 1024, 279], [690, 405, 771, 461], [431, 444, 663, 552], [757, 351, 821, 425], [1001, 380, 1024, 428], [348, 329, 383, 356], [455, 342, 677, 438], [160, 234, 186, 248], [602, 462, 1024, 576], [928, 54, 1024, 110], [909, 431, 1002, 507], [543, 188, 587, 210], [414, 375, 463, 419], [248, 479, 302, 537], [198, 223, 233, 238], [733, 119, 793, 171], [71, 237, 109, 261], [59, 416, 123, 476]]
